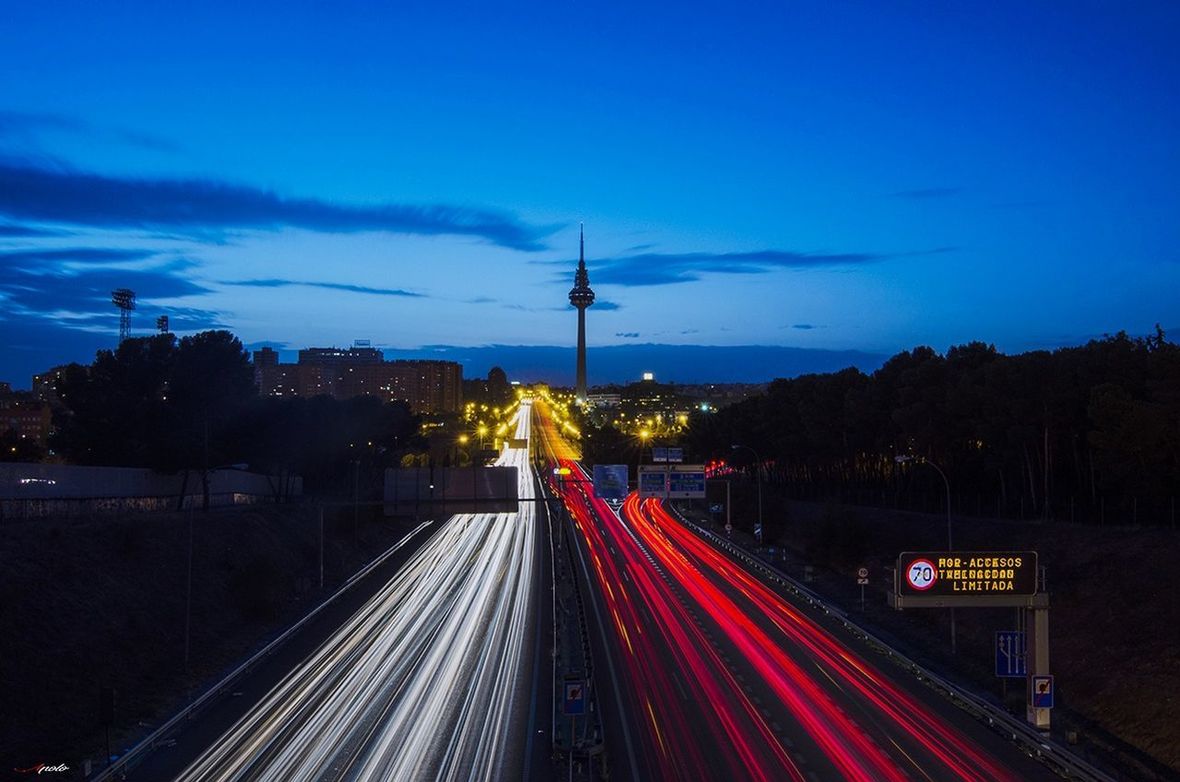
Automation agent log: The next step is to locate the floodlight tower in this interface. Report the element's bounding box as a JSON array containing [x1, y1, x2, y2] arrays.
[[156, 315, 170, 334], [112, 288, 136, 343], [568, 224, 595, 404]]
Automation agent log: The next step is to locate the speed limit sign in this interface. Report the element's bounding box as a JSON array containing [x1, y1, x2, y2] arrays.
[[905, 558, 937, 591]]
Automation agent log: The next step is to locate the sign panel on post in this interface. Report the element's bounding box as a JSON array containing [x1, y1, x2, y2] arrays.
[[897, 551, 1039, 597], [995, 630, 1026, 678], [563, 679, 586, 716], [592, 464, 629, 500], [652, 447, 684, 463], [1031, 675, 1054, 708]]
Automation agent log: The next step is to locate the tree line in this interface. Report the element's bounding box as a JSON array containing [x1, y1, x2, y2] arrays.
[[685, 329, 1179, 526], [49, 331, 421, 502]]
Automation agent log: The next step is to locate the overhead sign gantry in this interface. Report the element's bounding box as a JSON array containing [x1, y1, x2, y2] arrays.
[[888, 550, 1052, 733]]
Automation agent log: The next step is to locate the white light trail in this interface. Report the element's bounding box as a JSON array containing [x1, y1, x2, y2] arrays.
[[178, 401, 537, 782]]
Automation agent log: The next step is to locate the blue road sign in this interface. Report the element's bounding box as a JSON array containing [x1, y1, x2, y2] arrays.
[[563, 679, 586, 716], [667, 468, 706, 498], [995, 630, 1026, 678], [638, 468, 667, 498], [1032, 675, 1054, 708], [592, 464, 629, 500]]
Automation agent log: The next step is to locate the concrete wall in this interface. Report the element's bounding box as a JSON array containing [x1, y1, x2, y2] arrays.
[[0, 463, 302, 519]]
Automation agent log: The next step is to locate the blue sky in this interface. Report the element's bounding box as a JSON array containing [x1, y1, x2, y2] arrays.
[[2, 1, 1178, 386]]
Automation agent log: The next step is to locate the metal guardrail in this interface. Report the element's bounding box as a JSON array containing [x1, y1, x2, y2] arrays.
[[670, 509, 1117, 782], [91, 520, 433, 781]]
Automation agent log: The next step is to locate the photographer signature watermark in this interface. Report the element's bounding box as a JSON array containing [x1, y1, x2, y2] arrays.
[[14, 763, 70, 775]]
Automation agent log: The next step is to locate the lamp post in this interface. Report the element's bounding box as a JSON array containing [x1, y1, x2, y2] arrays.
[[457, 434, 469, 466], [636, 429, 650, 490], [895, 454, 956, 653], [731, 444, 764, 544]]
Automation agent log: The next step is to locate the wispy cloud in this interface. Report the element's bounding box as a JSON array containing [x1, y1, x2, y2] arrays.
[[224, 278, 423, 297], [0, 247, 158, 265], [0, 222, 67, 238], [0, 161, 551, 251], [890, 187, 963, 199], [0, 109, 181, 153], [582, 249, 891, 286]]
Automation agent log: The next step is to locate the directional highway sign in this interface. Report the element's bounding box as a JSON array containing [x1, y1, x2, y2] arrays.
[[667, 466, 706, 498], [995, 630, 1026, 678], [638, 468, 667, 497], [592, 464, 629, 500], [638, 465, 706, 498]]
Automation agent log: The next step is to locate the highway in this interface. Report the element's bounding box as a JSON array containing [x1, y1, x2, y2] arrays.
[[534, 399, 1058, 781], [175, 401, 543, 782]]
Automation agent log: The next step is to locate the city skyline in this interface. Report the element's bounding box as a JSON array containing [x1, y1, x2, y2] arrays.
[[2, 2, 1179, 388]]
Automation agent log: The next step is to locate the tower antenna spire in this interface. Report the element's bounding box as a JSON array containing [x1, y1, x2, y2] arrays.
[[579, 222, 584, 264]]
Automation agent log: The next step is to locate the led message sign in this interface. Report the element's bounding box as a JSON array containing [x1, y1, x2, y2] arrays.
[[897, 552, 1039, 597]]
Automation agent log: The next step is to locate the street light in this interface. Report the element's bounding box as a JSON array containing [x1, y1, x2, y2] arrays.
[[731, 444, 764, 544], [636, 429, 651, 487], [894, 455, 952, 549], [895, 453, 957, 653]]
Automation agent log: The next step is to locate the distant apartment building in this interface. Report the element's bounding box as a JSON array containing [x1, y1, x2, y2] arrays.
[[252, 347, 462, 414], [0, 389, 51, 445], [32, 365, 71, 408]]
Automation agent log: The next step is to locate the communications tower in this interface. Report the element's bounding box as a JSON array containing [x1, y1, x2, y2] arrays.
[[568, 224, 595, 404]]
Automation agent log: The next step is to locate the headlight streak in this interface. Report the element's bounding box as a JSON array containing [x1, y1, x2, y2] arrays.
[[177, 402, 538, 782]]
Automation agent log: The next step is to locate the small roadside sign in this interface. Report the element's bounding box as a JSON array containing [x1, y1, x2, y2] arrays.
[[857, 566, 869, 584], [856, 577, 869, 585], [1032, 675, 1054, 708], [563, 679, 586, 716], [995, 630, 1026, 678]]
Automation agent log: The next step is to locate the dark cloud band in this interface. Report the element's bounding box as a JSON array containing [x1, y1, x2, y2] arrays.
[[0, 161, 549, 251]]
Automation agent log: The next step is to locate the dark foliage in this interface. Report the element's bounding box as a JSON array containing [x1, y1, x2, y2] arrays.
[[49, 330, 421, 498], [687, 329, 1180, 525]]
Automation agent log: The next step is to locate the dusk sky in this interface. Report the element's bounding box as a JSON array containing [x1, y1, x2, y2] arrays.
[[2, 1, 1178, 386]]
